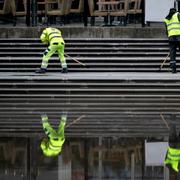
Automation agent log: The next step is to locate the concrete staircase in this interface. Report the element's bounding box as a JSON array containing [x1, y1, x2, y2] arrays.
[[0, 38, 179, 138], [0, 38, 175, 72]]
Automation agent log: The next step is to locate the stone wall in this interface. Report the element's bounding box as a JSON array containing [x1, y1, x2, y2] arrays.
[[0, 27, 167, 38]]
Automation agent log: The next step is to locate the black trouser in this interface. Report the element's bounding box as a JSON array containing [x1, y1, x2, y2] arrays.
[[169, 35, 180, 71], [169, 123, 180, 148]]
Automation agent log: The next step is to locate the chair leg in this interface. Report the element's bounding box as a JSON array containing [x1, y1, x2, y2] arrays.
[[48, 16, 55, 25], [38, 16, 43, 23], [64, 15, 70, 24], [126, 14, 130, 24], [60, 15, 65, 25], [123, 16, 127, 26], [90, 16, 95, 26], [13, 16, 17, 26], [110, 16, 114, 25], [104, 16, 108, 25]]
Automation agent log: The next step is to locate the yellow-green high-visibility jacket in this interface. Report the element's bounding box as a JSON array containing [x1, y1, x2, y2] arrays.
[[41, 137, 65, 157], [40, 27, 65, 45], [164, 12, 180, 37], [164, 146, 180, 172]]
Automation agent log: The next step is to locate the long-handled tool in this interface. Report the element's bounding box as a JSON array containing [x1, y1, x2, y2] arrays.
[[160, 113, 170, 130], [66, 115, 85, 128], [158, 53, 170, 71], [65, 53, 86, 67]]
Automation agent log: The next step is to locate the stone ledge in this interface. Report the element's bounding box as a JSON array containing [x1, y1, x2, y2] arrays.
[[0, 26, 166, 38]]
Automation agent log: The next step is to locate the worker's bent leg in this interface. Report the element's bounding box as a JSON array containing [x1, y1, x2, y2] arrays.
[[57, 115, 66, 138], [177, 36, 180, 51], [57, 43, 67, 69], [40, 138, 48, 150], [169, 42, 177, 73], [41, 45, 56, 69], [169, 123, 177, 148], [41, 115, 56, 139]]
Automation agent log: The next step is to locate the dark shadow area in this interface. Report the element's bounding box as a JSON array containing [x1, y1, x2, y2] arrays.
[[0, 136, 170, 180]]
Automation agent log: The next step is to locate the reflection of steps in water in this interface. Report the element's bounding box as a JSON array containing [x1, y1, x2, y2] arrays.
[[0, 73, 180, 137]]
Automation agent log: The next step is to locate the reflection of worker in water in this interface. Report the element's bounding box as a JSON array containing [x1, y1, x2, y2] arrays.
[[40, 114, 66, 157], [164, 120, 180, 173]]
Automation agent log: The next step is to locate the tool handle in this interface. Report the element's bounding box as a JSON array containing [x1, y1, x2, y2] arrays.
[[160, 113, 170, 130], [159, 53, 170, 70], [65, 53, 86, 66], [66, 115, 85, 128]]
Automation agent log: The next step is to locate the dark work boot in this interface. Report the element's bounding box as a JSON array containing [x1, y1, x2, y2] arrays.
[[170, 62, 176, 74], [61, 68, 68, 73], [171, 68, 177, 74], [35, 68, 47, 74]]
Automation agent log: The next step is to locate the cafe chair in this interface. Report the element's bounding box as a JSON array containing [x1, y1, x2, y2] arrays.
[[46, 0, 66, 24], [127, 0, 142, 23], [37, 0, 46, 22], [46, 0, 72, 24], [70, 0, 84, 14], [0, 0, 8, 15], [88, 0, 108, 26], [70, 0, 84, 22], [14, 0, 27, 26], [64, 0, 73, 16], [0, 0, 16, 25], [110, 0, 128, 26]]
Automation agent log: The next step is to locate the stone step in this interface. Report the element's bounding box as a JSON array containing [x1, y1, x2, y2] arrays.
[[0, 38, 178, 137]]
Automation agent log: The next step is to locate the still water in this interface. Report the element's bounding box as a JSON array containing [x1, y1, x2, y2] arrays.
[[0, 136, 169, 180], [0, 96, 178, 179]]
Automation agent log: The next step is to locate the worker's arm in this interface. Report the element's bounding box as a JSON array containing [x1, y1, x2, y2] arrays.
[[40, 29, 48, 44], [178, 12, 180, 21], [164, 23, 168, 37]]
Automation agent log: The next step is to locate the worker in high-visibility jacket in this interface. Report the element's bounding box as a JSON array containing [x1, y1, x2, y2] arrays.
[[164, 121, 180, 173], [36, 27, 68, 74], [40, 114, 66, 157], [164, 8, 180, 73]]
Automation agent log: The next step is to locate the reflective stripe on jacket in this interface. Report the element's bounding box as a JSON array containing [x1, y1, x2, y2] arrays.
[[48, 138, 65, 151], [164, 147, 180, 172], [164, 12, 180, 37], [41, 137, 65, 157], [40, 27, 64, 44]]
